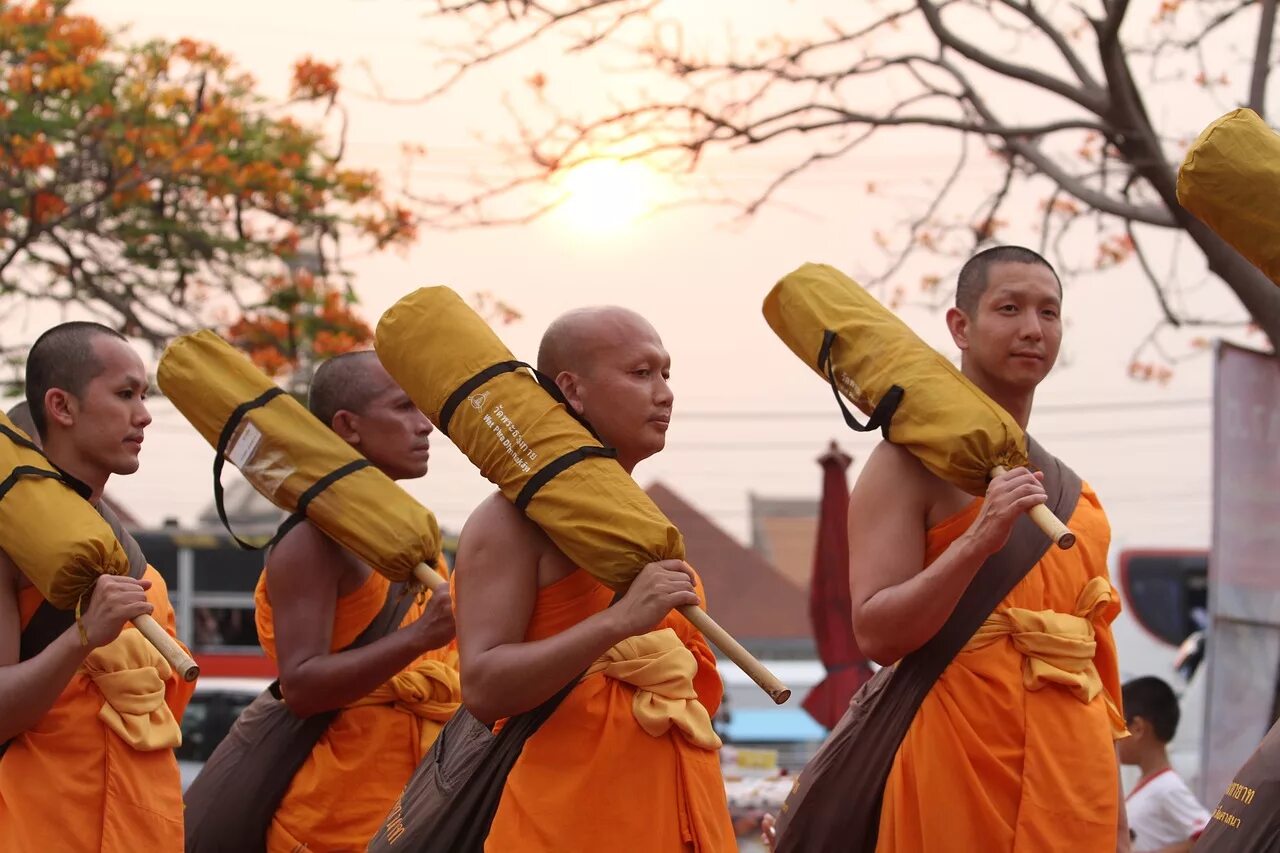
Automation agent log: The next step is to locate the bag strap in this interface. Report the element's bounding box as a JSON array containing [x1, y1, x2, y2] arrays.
[[266, 577, 418, 702], [437, 359, 612, 446], [818, 330, 904, 439], [905, 436, 1081, 680], [417, 590, 625, 851], [209, 387, 375, 553], [436, 360, 619, 512], [211, 387, 285, 550]]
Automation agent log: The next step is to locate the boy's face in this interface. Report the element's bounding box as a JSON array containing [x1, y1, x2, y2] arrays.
[[1117, 715, 1152, 765]]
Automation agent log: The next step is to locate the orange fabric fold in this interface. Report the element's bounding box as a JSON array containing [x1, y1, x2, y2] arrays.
[[875, 485, 1125, 853], [257, 557, 460, 853], [475, 568, 735, 853], [0, 566, 196, 852]]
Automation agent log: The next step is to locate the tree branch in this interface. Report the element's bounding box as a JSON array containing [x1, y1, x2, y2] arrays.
[[916, 0, 1108, 114], [1250, 0, 1277, 116]]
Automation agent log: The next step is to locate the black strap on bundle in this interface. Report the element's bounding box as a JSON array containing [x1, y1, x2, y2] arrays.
[[210, 388, 369, 551], [513, 446, 617, 511], [818, 329, 904, 440], [438, 359, 619, 513], [438, 359, 607, 443]]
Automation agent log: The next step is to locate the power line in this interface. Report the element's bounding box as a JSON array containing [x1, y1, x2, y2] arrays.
[[674, 398, 1210, 420]]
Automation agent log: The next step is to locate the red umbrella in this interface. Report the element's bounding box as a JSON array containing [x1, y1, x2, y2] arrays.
[[802, 441, 874, 729]]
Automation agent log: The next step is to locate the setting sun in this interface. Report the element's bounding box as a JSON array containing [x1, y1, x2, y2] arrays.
[[554, 158, 658, 235]]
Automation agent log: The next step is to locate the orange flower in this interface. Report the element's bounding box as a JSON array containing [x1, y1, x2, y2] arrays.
[[31, 190, 67, 224], [249, 346, 292, 377], [290, 57, 339, 100], [7, 64, 33, 94], [14, 134, 56, 169]]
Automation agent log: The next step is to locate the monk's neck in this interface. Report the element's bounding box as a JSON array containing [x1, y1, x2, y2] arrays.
[[961, 368, 1035, 430], [40, 436, 109, 503]]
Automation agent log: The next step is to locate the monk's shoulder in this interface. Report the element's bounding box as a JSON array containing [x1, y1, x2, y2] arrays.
[[267, 519, 359, 583], [854, 441, 962, 527], [459, 493, 564, 584], [461, 493, 544, 552], [857, 441, 935, 495]]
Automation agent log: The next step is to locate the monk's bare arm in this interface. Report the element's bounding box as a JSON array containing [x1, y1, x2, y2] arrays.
[[456, 497, 698, 725], [0, 551, 152, 742], [849, 443, 1047, 664], [267, 524, 454, 719]]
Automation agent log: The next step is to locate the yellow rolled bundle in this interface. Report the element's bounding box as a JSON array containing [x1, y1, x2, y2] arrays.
[[764, 262, 1074, 549], [377, 286, 790, 702], [0, 413, 199, 680], [1178, 108, 1280, 286], [156, 330, 443, 590]]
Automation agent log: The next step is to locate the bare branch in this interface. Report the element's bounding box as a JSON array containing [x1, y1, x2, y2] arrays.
[[916, 0, 1108, 114], [998, 0, 1103, 91], [1250, 0, 1278, 116]]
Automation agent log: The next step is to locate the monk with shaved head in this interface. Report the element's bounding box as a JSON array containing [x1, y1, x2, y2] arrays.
[[452, 306, 735, 852], [190, 350, 461, 851], [1, 321, 196, 851]]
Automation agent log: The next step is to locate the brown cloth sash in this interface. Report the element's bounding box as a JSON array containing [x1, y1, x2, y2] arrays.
[[183, 578, 416, 853], [774, 438, 1082, 853]]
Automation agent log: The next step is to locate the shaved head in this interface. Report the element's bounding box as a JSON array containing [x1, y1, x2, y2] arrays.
[[956, 245, 1061, 315], [536, 306, 672, 471], [537, 306, 659, 380], [25, 321, 127, 438], [308, 350, 389, 428]]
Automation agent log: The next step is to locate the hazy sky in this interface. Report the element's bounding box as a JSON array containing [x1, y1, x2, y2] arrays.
[[4, 0, 1253, 551]]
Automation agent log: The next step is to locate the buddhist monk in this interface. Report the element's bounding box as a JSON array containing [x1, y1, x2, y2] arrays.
[[769, 246, 1131, 852], [256, 351, 459, 851], [452, 307, 734, 853], [0, 321, 195, 851]]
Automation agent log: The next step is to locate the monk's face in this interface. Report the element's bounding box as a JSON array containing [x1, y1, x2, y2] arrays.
[[54, 335, 152, 477], [948, 262, 1062, 395], [565, 313, 673, 471], [340, 360, 434, 481]]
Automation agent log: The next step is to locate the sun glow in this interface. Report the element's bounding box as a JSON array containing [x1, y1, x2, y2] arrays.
[[554, 158, 659, 235]]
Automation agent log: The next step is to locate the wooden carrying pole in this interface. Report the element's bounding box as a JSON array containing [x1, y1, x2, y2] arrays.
[[990, 466, 1076, 550], [134, 615, 200, 682], [412, 563, 447, 591], [680, 605, 791, 705]]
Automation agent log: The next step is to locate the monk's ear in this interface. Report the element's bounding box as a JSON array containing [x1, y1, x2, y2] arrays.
[[43, 388, 77, 431], [555, 371, 585, 416], [945, 307, 971, 352], [331, 409, 361, 445]]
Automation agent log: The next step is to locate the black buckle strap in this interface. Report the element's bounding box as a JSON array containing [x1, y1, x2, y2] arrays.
[[818, 329, 903, 440], [514, 446, 617, 511], [0, 465, 63, 503], [439, 360, 607, 443], [439, 361, 524, 436], [266, 459, 373, 549], [0, 423, 41, 454], [212, 387, 286, 549]]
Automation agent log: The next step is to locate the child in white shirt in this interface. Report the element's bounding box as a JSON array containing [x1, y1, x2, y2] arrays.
[[1119, 676, 1209, 852]]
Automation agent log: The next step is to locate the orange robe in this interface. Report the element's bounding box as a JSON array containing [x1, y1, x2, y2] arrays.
[[0, 566, 195, 852], [876, 485, 1126, 852], [478, 568, 735, 853], [256, 561, 461, 853]]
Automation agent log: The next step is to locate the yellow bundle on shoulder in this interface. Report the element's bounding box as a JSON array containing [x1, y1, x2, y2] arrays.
[[377, 286, 789, 702], [1177, 107, 1280, 287], [0, 412, 198, 679], [156, 330, 443, 590], [763, 262, 1074, 548]]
